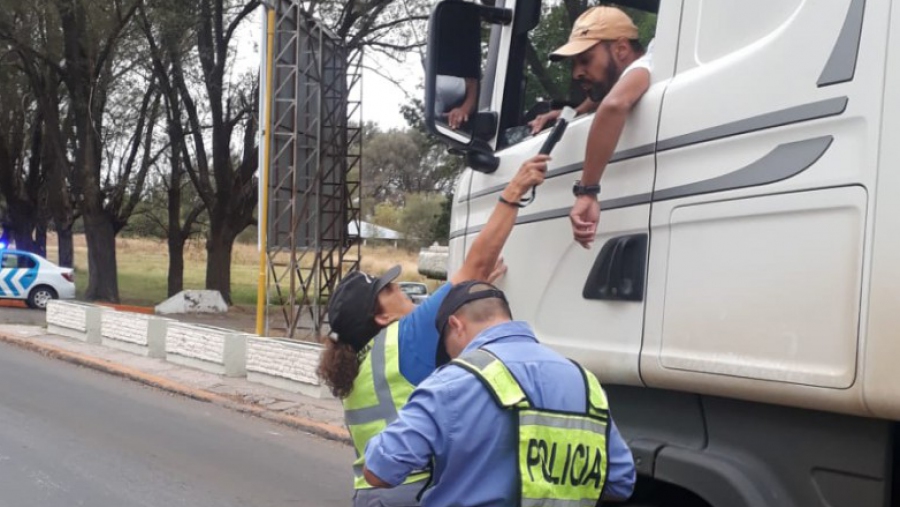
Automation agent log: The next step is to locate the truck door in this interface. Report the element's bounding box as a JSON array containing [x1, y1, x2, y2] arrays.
[[438, 0, 681, 385], [472, 1, 682, 385], [642, 0, 889, 395]]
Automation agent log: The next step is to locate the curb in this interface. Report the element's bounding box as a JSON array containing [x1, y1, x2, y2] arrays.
[[0, 332, 351, 445]]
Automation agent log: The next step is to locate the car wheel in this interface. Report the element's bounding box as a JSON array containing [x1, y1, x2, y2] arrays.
[[28, 286, 57, 310]]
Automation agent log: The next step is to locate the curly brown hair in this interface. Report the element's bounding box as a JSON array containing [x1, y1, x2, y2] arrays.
[[317, 339, 360, 399]]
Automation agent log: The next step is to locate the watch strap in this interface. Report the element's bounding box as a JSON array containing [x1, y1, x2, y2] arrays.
[[573, 181, 601, 196]]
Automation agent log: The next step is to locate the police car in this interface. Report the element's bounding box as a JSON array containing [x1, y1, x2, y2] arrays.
[[0, 249, 75, 309]]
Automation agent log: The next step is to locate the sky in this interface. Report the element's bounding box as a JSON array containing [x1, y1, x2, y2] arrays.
[[359, 52, 424, 130], [237, 10, 422, 131]]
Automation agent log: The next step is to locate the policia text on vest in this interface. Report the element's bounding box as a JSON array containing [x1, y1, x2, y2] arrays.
[[525, 437, 605, 489], [453, 348, 611, 505]]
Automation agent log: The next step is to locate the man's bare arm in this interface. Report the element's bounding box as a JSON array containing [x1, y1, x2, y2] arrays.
[[571, 68, 650, 248], [575, 96, 598, 115], [580, 68, 650, 185], [529, 97, 597, 135], [448, 78, 479, 129]]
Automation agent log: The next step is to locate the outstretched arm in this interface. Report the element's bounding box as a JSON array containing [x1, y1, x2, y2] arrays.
[[450, 155, 549, 285], [580, 68, 650, 186]]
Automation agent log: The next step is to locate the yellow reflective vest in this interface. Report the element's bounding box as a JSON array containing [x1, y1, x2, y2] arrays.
[[452, 348, 610, 507], [342, 322, 430, 490]]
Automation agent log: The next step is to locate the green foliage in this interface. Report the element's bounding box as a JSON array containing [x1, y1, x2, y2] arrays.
[[372, 202, 402, 232], [524, 2, 575, 106], [120, 175, 207, 239], [361, 123, 461, 213], [399, 192, 446, 248], [618, 6, 657, 46], [370, 192, 446, 249], [432, 193, 453, 245]]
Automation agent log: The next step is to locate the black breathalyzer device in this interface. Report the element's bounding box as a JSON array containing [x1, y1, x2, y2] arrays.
[[516, 107, 576, 207], [540, 107, 576, 155]]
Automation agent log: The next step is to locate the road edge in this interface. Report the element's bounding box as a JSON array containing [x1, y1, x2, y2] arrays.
[[0, 331, 351, 445]]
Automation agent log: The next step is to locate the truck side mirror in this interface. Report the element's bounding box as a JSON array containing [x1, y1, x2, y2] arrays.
[[425, 0, 510, 171]]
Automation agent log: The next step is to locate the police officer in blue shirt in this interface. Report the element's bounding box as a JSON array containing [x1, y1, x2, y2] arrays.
[[319, 156, 551, 507], [363, 282, 636, 506]]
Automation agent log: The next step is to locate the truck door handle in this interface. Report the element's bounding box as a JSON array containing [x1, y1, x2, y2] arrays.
[[582, 234, 648, 302]]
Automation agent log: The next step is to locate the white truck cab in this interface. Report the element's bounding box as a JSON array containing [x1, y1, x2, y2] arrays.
[[425, 0, 900, 505]]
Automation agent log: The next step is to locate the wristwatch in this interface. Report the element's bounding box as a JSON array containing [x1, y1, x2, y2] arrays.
[[572, 180, 601, 197]]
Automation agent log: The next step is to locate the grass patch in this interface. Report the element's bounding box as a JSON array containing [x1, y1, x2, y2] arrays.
[[48, 235, 438, 306]]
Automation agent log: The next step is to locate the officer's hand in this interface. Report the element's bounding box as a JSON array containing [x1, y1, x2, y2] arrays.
[[487, 256, 508, 284], [528, 109, 561, 135], [448, 106, 468, 130], [504, 155, 550, 201], [570, 196, 600, 249]]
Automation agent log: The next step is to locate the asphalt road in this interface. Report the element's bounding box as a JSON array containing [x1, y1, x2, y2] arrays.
[[0, 341, 354, 507]]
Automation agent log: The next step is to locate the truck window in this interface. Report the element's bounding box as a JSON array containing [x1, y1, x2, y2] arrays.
[[500, 4, 657, 148]]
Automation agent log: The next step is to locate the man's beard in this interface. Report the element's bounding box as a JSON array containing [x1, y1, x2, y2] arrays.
[[587, 46, 622, 102]]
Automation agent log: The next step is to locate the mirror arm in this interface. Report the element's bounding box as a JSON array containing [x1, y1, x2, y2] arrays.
[[479, 6, 513, 25]]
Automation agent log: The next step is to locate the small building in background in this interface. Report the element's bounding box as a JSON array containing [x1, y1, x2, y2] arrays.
[[348, 220, 403, 248]]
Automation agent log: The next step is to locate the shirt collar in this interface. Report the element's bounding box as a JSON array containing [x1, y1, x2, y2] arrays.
[[460, 320, 537, 356]]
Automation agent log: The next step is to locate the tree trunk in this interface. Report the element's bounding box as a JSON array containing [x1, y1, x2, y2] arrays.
[[83, 211, 119, 302], [167, 236, 185, 297], [9, 219, 36, 254], [205, 221, 234, 305], [2, 198, 35, 253], [35, 222, 47, 258], [166, 125, 184, 297], [56, 223, 74, 268]]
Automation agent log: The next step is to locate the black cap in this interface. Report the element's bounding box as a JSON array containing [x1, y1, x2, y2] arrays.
[[328, 265, 402, 351], [434, 281, 509, 366]]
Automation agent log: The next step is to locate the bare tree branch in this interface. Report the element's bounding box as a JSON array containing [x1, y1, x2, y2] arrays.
[[364, 41, 426, 52], [224, 1, 262, 48], [366, 14, 428, 34], [93, 0, 141, 83]]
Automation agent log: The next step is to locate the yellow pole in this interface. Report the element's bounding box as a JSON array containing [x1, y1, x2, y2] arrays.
[[256, 7, 276, 336]]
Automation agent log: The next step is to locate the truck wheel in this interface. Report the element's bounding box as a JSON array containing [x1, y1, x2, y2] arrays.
[[28, 286, 57, 310]]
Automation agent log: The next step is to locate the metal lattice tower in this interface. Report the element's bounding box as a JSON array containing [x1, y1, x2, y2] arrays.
[[264, 0, 361, 340]]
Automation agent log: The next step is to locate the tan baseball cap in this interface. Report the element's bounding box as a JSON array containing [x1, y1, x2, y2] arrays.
[[550, 6, 639, 61]]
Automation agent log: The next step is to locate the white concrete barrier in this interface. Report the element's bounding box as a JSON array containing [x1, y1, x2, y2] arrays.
[[47, 301, 103, 344], [100, 311, 169, 358], [155, 290, 228, 314], [246, 337, 330, 398], [164, 322, 248, 377]]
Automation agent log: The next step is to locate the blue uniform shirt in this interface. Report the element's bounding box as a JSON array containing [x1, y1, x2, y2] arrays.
[[365, 321, 636, 506], [398, 283, 452, 386]]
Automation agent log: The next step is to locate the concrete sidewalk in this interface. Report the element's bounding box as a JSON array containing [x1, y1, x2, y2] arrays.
[[0, 324, 350, 444]]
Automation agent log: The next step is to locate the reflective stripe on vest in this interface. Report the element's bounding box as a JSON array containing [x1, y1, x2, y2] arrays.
[[342, 323, 429, 489], [453, 348, 610, 506]]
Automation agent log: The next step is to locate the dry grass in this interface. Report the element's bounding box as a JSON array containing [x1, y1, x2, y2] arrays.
[[44, 234, 440, 306]]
